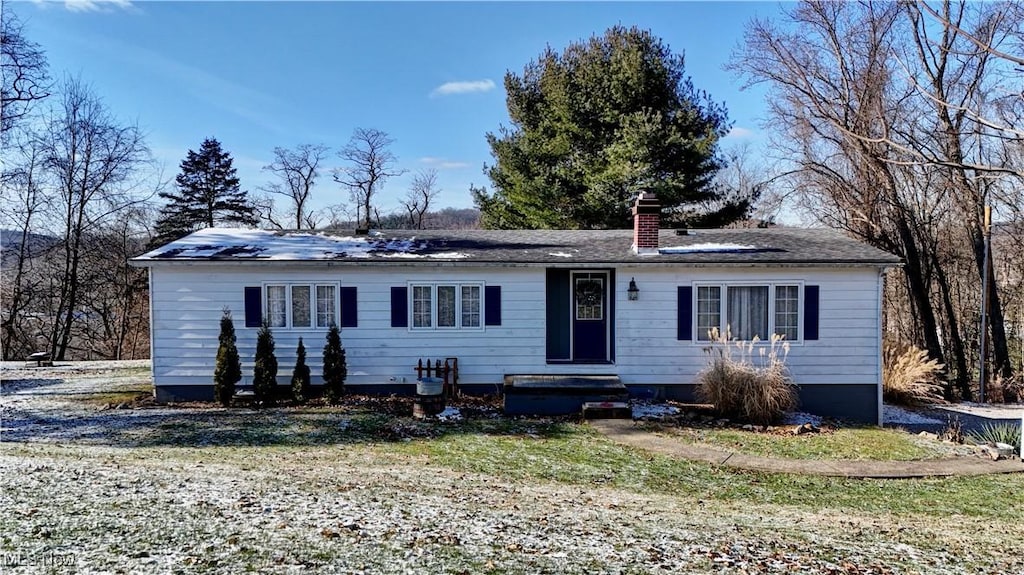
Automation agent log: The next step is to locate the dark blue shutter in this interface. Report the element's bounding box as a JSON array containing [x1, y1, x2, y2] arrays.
[[390, 286, 408, 328], [677, 286, 693, 341], [340, 286, 358, 328], [244, 287, 262, 328], [804, 285, 820, 341], [484, 286, 501, 326]]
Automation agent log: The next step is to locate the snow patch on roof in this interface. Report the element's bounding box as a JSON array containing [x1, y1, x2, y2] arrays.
[[135, 228, 462, 261], [548, 252, 575, 258], [659, 243, 759, 254], [380, 251, 470, 260]]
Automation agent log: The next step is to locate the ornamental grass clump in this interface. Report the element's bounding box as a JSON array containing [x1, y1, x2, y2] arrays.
[[882, 340, 944, 406], [696, 327, 798, 426]]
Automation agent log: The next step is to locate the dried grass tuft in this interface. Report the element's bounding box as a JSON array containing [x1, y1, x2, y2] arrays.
[[695, 328, 799, 425], [882, 340, 945, 407]]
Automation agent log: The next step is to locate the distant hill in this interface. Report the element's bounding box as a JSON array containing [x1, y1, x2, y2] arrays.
[[0, 230, 59, 267], [335, 207, 482, 230]]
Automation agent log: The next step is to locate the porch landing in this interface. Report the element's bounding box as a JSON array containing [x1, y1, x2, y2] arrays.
[[503, 375, 629, 416]]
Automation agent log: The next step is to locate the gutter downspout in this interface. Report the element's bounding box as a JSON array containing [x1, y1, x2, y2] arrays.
[[877, 268, 886, 427]]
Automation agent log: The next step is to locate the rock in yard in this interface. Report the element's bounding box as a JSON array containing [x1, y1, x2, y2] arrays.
[[976, 443, 1017, 461], [792, 423, 819, 435]]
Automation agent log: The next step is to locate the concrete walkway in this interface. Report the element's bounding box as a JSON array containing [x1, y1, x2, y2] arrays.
[[590, 419, 1023, 479]]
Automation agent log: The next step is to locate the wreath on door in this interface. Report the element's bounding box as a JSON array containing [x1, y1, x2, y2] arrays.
[[576, 280, 602, 307]]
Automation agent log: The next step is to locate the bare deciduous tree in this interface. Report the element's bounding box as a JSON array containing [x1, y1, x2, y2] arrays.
[[262, 143, 329, 230], [42, 77, 150, 360], [732, 0, 1021, 396], [400, 169, 440, 229], [0, 3, 50, 140], [333, 128, 404, 229], [0, 133, 50, 359]]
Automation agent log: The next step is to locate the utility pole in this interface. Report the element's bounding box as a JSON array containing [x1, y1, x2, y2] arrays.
[[977, 205, 992, 404]]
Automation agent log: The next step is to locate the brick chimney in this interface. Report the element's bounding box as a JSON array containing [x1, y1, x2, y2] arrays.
[[632, 192, 660, 255]]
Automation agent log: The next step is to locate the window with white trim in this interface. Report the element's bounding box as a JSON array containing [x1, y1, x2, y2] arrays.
[[695, 283, 801, 342], [265, 283, 339, 328], [410, 283, 483, 329]]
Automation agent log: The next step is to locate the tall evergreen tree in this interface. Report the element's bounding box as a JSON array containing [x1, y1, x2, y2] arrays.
[[474, 26, 751, 230], [252, 320, 278, 407], [154, 137, 257, 243], [213, 308, 241, 407], [322, 324, 346, 405], [291, 337, 311, 404]]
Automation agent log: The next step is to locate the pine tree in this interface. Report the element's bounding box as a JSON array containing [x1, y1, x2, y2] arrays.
[[252, 321, 278, 407], [474, 26, 750, 230], [154, 137, 258, 244], [322, 324, 347, 405], [291, 337, 311, 404], [213, 308, 241, 407]]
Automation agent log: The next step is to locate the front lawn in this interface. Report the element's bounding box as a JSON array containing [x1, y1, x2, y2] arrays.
[[4, 366, 1022, 574], [638, 424, 952, 461]]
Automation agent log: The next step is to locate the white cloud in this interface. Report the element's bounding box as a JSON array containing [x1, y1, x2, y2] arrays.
[[725, 126, 755, 139], [63, 0, 133, 12], [430, 79, 496, 97], [419, 157, 470, 170]]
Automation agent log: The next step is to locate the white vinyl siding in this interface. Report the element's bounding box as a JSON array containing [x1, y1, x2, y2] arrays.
[[146, 266, 881, 416]]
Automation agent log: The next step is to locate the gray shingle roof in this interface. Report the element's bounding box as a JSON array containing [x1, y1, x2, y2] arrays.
[[131, 227, 901, 267]]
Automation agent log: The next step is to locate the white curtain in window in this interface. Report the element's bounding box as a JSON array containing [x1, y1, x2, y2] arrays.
[[316, 285, 336, 328], [461, 285, 481, 327], [292, 285, 311, 328], [266, 286, 287, 328], [727, 286, 768, 340], [412, 286, 432, 327], [437, 286, 456, 327]]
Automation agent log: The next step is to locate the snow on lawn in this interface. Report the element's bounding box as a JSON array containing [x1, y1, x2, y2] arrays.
[[435, 407, 462, 422], [631, 402, 680, 419], [782, 411, 824, 427], [883, 405, 943, 425]]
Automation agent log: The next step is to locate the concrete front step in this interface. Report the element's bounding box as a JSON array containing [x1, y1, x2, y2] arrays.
[[582, 401, 632, 420], [503, 374, 628, 416]]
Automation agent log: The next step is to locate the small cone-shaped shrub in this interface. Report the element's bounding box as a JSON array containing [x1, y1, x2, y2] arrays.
[[253, 321, 278, 406], [323, 324, 347, 405], [291, 337, 311, 404], [213, 308, 242, 407]]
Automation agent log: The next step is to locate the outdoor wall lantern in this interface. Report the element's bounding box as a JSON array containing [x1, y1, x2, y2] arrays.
[[627, 278, 640, 301]]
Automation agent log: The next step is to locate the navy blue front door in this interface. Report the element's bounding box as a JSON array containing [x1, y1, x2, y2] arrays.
[[572, 272, 608, 362]]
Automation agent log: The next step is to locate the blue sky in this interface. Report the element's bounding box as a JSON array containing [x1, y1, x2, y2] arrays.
[[14, 0, 781, 215]]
